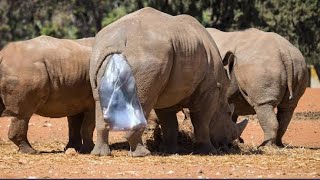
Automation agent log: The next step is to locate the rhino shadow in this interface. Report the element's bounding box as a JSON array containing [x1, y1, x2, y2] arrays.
[[37, 150, 64, 154], [145, 126, 264, 156], [279, 145, 320, 150]]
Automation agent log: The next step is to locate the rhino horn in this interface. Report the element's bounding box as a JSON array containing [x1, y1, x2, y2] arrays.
[[229, 103, 235, 116], [236, 119, 248, 137]]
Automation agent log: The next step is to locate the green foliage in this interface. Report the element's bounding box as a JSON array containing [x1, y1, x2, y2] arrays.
[[254, 0, 320, 64], [102, 6, 128, 27], [0, 0, 319, 64]]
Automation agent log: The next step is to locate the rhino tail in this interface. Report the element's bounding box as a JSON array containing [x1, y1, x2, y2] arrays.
[[279, 40, 294, 100]]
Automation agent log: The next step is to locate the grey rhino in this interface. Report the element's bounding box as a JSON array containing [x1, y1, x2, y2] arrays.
[[90, 7, 247, 157], [206, 28, 308, 147], [0, 36, 96, 154]]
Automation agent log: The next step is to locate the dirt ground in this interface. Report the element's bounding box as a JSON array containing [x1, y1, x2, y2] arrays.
[[0, 88, 319, 178]]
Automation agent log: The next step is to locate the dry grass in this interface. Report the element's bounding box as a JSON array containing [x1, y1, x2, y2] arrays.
[[0, 113, 319, 178], [0, 139, 319, 178], [294, 112, 320, 120]]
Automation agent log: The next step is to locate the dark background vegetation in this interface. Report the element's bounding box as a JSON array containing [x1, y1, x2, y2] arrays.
[[0, 0, 319, 65]]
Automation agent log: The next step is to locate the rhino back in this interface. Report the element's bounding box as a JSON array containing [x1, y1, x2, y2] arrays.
[[208, 28, 307, 107], [91, 8, 223, 110], [149, 15, 212, 108], [37, 36, 94, 117], [0, 36, 94, 117], [74, 37, 95, 47]]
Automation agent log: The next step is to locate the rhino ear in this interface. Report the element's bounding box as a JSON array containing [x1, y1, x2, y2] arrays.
[[222, 51, 236, 79]]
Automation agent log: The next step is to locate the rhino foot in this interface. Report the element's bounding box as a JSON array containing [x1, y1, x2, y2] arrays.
[[163, 145, 178, 154], [159, 142, 178, 154], [258, 145, 280, 154], [238, 137, 244, 143], [91, 143, 111, 156], [194, 143, 217, 155], [79, 142, 95, 154], [64, 141, 82, 152], [19, 144, 38, 154], [219, 144, 240, 154], [258, 140, 280, 152], [129, 144, 151, 157], [258, 139, 277, 147], [276, 140, 285, 147]]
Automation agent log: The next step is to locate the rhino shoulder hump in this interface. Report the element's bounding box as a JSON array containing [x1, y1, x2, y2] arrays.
[[136, 7, 160, 14], [174, 14, 199, 24]]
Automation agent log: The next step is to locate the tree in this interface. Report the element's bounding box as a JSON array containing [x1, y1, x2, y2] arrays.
[[0, 0, 318, 65]]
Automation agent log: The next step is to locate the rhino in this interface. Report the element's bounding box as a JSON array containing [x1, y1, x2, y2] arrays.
[[0, 36, 96, 154], [206, 28, 308, 147], [89, 7, 248, 157]]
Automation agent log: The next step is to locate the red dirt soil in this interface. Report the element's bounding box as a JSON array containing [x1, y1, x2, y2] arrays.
[[0, 88, 319, 178]]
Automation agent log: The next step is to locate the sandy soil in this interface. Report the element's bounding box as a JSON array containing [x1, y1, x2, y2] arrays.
[[0, 88, 319, 178]]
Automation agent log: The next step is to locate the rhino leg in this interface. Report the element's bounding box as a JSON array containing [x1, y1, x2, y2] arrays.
[[8, 115, 37, 154], [91, 100, 111, 156], [190, 111, 217, 154], [80, 110, 95, 153], [65, 113, 83, 152], [255, 104, 279, 147], [124, 128, 151, 157], [155, 109, 178, 154], [276, 107, 295, 147]]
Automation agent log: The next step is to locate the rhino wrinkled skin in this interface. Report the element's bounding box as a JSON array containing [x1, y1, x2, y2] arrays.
[[90, 7, 247, 157], [207, 28, 308, 147], [0, 36, 96, 154]]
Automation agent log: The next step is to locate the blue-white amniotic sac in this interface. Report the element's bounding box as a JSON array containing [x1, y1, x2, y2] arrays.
[[99, 54, 147, 131]]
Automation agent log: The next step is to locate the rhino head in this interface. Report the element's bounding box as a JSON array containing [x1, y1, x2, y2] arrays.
[[209, 51, 248, 151], [209, 103, 248, 151]]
